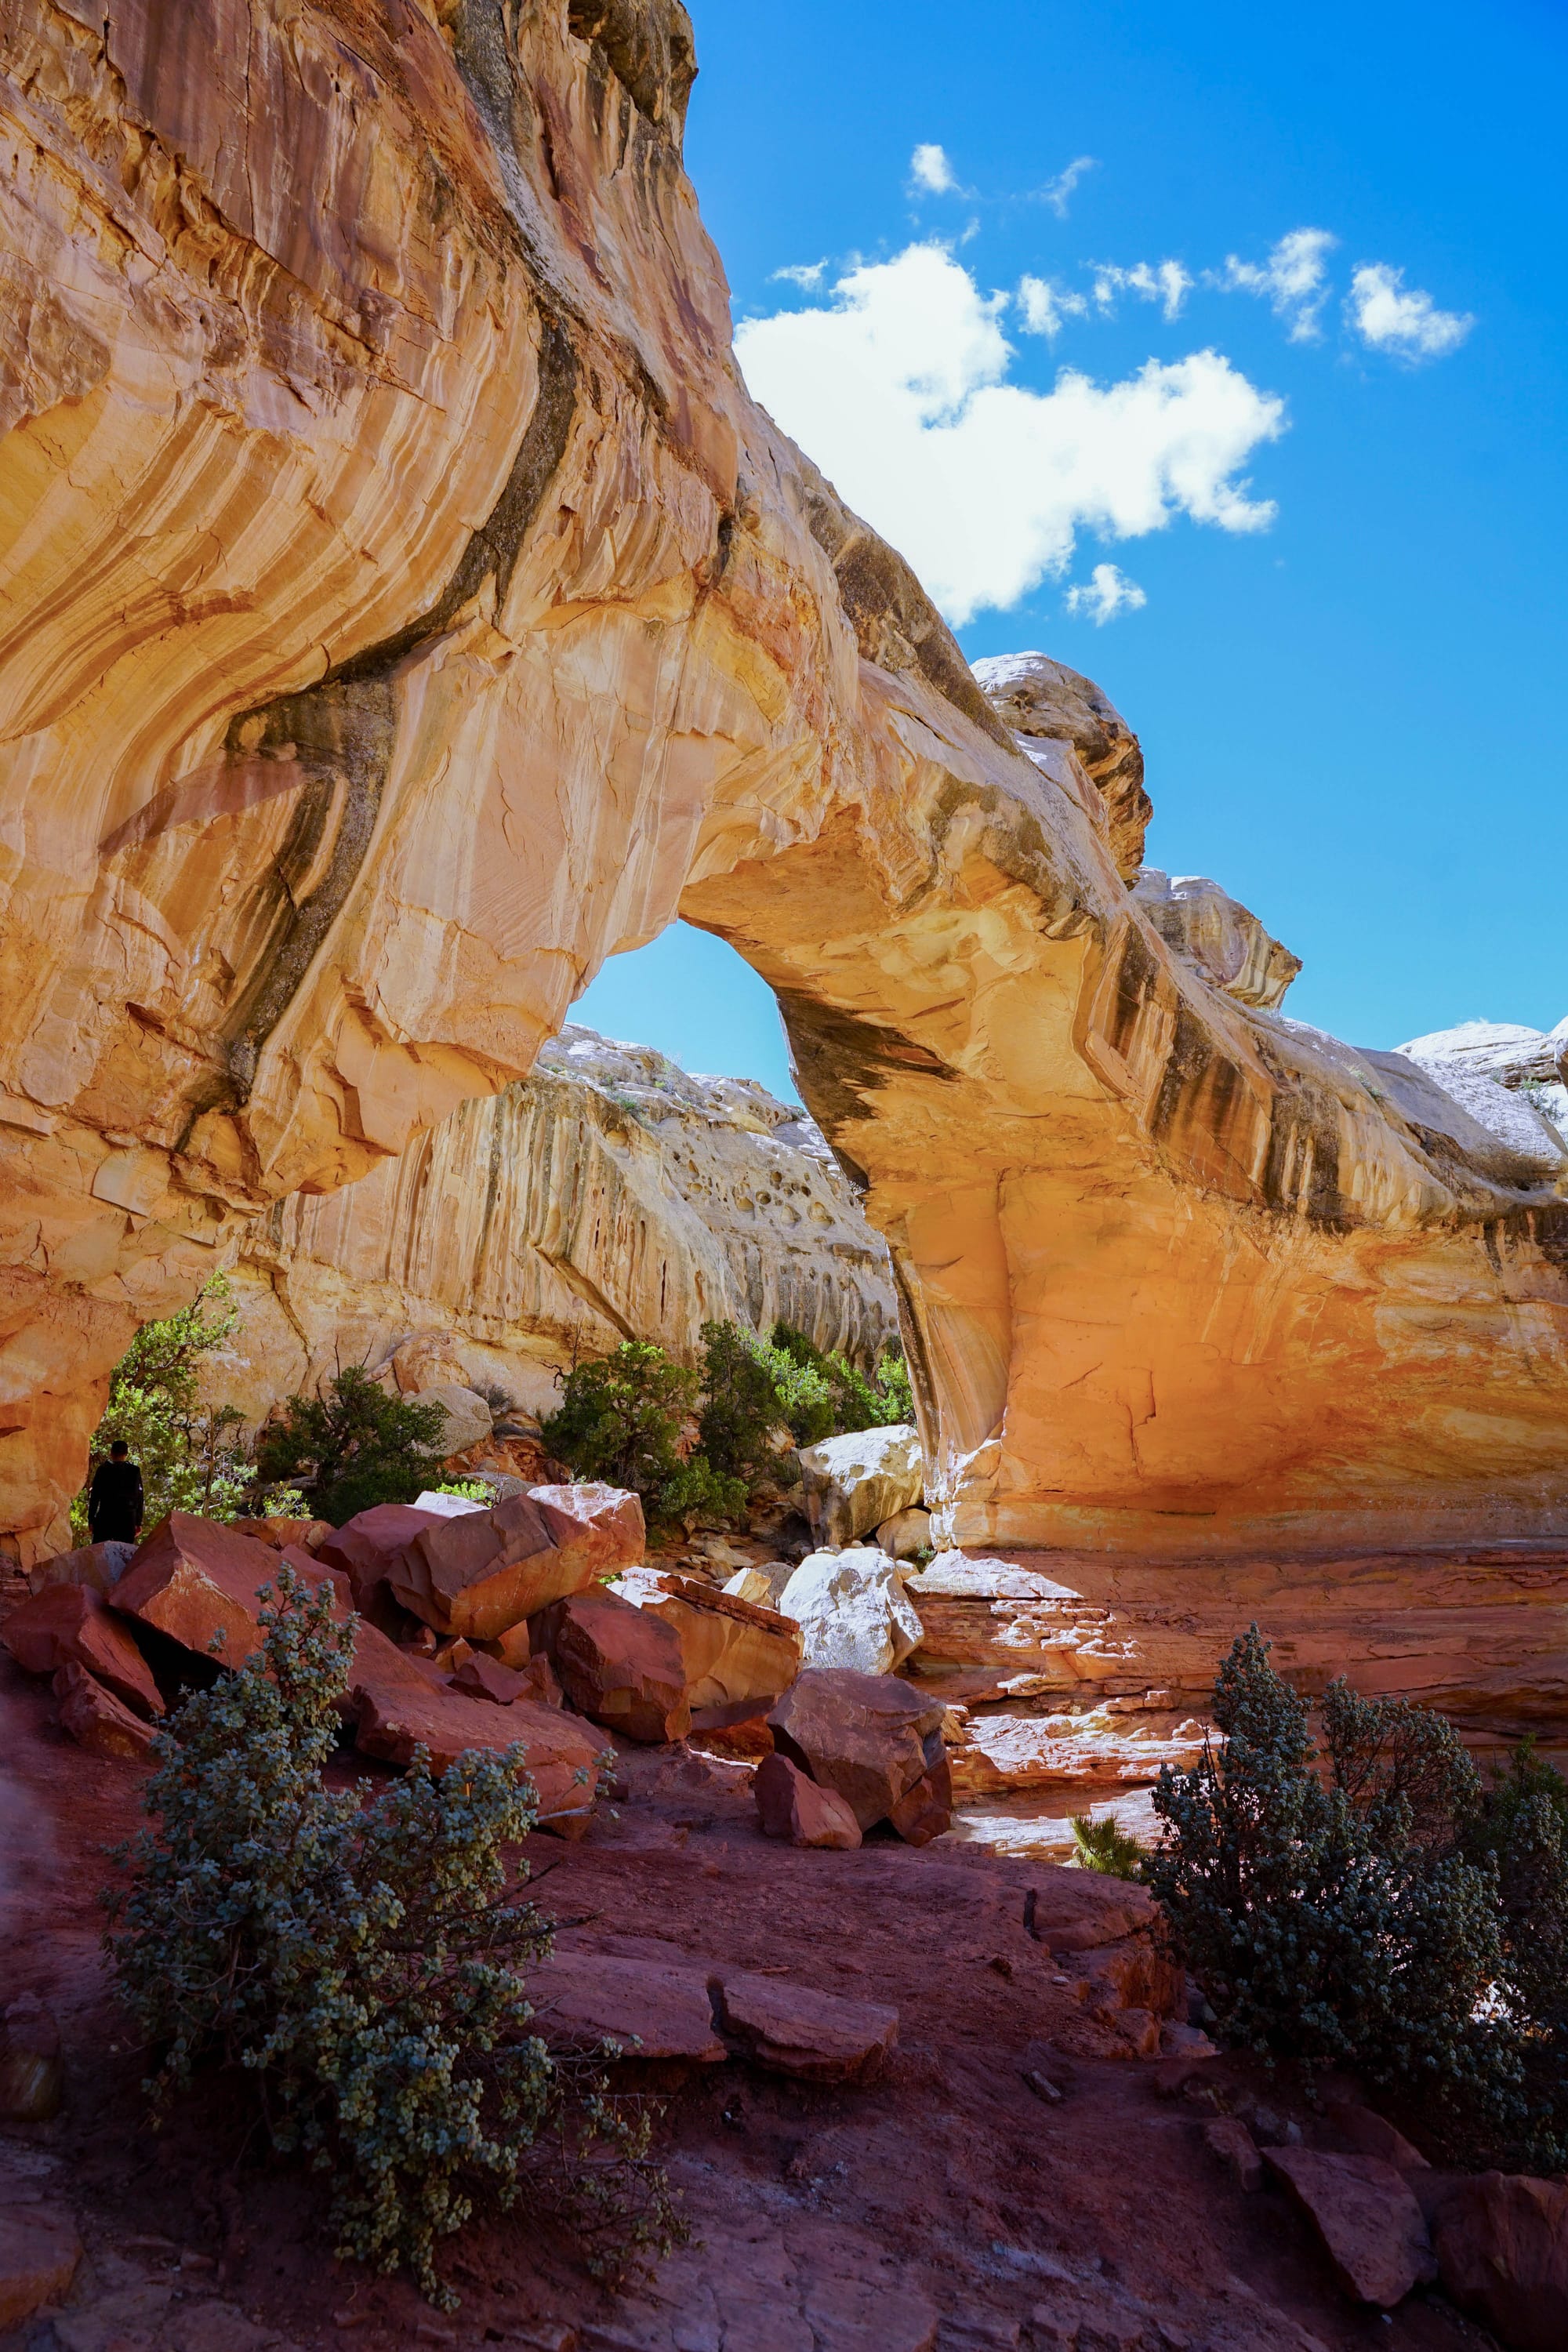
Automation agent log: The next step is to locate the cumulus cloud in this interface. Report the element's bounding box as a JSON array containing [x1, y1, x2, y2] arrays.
[[1090, 260, 1193, 321], [1219, 227, 1338, 341], [1065, 563, 1147, 623], [1348, 263, 1473, 361], [909, 142, 959, 195], [1040, 155, 1096, 217], [1017, 274, 1090, 339], [735, 242, 1286, 624], [772, 259, 829, 289]]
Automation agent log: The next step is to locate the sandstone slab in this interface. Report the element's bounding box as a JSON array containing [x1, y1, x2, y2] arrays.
[[3, 1583, 163, 1716], [779, 1547, 924, 1675], [527, 1955, 726, 2063], [768, 1668, 946, 1832], [713, 1970, 897, 2085], [449, 1652, 531, 1704], [637, 1573, 802, 1725], [536, 1588, 691, 1744], [0, 2204, 82, 2329], [387, 1484, 643, 1640], [354, 1682, 602, 1832], [797, 1425, 924, 1550], [26, 1541, 136, 1598], [1435, 2172, 1568, 2352], [228, 1519, 333, 1554], [753, 1751, 862, 1849], [1265, 2147, 1434, 2307], [111, 1515, 347, 1670], [886, 1760, 953, 1847], [53, 1663, 158, 1760]]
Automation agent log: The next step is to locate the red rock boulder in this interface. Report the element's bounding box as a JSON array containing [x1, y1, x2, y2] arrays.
[[230, 1517, 333, 1553], [767, 1668, 949, 1835], [449, 1652, 530, 1704], [3, 1583, 163, 1717], [753, 1752, 862, 1849], [353, 1681, 604, 1834], [1435, 2172, 1568, 2352], [1265, 2147, 1435, 2307], [527, 1953, 728, 2063], [53, 1662, 158, 1760], [314, 1503, 451, 1631], [110, 1514, 349, 1669], [637, 1575, 802, 1728], [712, 1969, 897, 2085], [387, 1483, 643, 1641], [535, 1588, 691, 1744], [25, 1539, 136, 1598]]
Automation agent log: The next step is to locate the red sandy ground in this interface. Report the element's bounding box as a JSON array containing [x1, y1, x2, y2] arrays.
[[0, 1655, 1503, 2352]]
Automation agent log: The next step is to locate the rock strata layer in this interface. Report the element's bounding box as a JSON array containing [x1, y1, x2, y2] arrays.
[[2, 0, 1566, 1675]]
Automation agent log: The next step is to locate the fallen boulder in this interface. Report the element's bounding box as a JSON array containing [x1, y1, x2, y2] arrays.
[[777, 1547, 923, 1675], [25, 1539, 136, 1598], [535, 1588, 691, 1744], [876, 1506, 932, 1559], [767, 1667, 949, 1836], [314, 1503, 451, 1629], [110, 1514, 348, 1669], [0, 2205, 82, 2332], [387, 1483, 643, 1640], [449, 1652, 531, 1704], [353, 1682, 603, 1832], [53, 1662, 158, 1760], [753, 1751, 862, 1849], [412, 1381, 494, 1457], [1265, 2147, 1435, 2307], [1435, 2172, 1568, 2352], [713, 1969, 897, 2084], [528, 1954, 728, 2063], [228, 1517, 333, 1553], [637, 1575, 802, 1726], [796, 1424, 924, 1548], [3, 1584, 163, 1717]]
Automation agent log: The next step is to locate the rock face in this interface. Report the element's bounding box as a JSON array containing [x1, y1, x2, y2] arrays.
[[216, 1026, 899, 1427], [1131, 869, 1302, 1010], [1434, 2172, 1568, 2352], [3, 0, 1568, 1686]]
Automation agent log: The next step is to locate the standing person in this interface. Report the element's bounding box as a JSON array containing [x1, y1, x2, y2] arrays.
[[88, 1439, 144, 1544]]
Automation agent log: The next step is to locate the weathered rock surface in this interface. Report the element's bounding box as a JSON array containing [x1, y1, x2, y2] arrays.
[[385, 1483, 643, 1639], [528, 1951, 728, 2063], [2, 1581, 163, 1715], [1434, 2172, 1568, 2352], [535, 1586, 691, 1743], [314, 1501, 448, 1627], [110, 1515, 345, 1670], [2, 0, 1568, 1755], [1265, 2147, 1434, 2307], [712, 1969, 898, 2085], [25, 1539, 136, 1597], [53, 1661, 157, 1759], [1131, 869, 1302, 1010], [217, 1026, 898, 1428], [753, 1750, 863, 1849], [410, 1381, 494, 1457], [877, 1505, 932, 1559], [779, 1544, 924, 1675], [353, 1683, 602, 1831], [633, 1572, 802, 1726], [0, 1993, 62, 2123], [797, 1425, 924, 1550], [768, 1667, 949, 1835]]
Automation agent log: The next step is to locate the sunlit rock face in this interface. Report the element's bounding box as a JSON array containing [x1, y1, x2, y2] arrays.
[[219, 1025, 897, 1425], [2, 0, 1567, 1589]]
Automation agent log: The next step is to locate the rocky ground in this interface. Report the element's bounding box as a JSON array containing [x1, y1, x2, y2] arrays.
[[0, 1650, 1512, 2352]]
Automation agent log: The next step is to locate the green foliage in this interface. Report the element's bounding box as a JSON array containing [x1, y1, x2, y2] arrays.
[[1463, 1738, 1568, 2169], [74, 1274, 251, 1537], [1069, 1813, 1145, 1878], [1146, 1627, 1519, 2145], [254, 1367, 450, 1526], [430, 1478, 492, 1503], [105, 1570, 679, 2307], [541, 1341, 700, 1504], [695, 1319, 796, 1485], [768, 1323, 913, 1436]]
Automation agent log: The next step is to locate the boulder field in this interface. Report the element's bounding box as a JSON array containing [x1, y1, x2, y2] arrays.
[[2, 0, 1568, 1730]]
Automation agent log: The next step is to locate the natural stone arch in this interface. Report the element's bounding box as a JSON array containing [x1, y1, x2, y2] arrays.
[[2, 0, 1566, 1589]]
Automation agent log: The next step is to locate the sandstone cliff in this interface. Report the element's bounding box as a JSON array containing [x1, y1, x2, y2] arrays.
[[218, 1024, 897, 1425], [3, 0, 1567, 1624]]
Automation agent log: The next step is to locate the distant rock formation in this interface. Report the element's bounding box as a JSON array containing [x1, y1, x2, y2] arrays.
[[216, 1027, 897, 1426]]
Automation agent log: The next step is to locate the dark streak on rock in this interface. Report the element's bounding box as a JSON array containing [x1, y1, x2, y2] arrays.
[[775, 989, 956, 1196]]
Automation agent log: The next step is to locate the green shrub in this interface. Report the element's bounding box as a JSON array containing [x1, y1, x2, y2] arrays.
[[254, 1367, 449, 1526], [105, 1570, 679, 2306], [1464, 1738, 1568, 2169], [695, 1319, 797, 1485], [1069, 1813, 1145, 1878], [768, 1323, 913, 1436], [1146, 1628, 1519, 2143], [74, 1274, 252, 1536], [541, 1341, 700, 1502]]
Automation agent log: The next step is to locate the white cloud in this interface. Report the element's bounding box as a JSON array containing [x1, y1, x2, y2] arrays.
[[909, 142, 959, 195], [1040, 155, 1096, 218], [772, 259, 829, 289], [1220, 227, 1338, 341], [1090, 260, 1192, 321], [1348, 263, 1473, 361], [735, 242, 1286, 625], [1065, 563, 1147, 623], [1017, 273, 1089, 339]]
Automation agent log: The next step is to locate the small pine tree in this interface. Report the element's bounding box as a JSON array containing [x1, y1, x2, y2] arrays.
[[254, 1367, 450, 1525], [1069, 1813, 1145, 1878]]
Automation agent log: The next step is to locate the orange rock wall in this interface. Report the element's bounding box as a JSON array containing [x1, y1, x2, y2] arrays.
[[2, 0, 1567, 1606]]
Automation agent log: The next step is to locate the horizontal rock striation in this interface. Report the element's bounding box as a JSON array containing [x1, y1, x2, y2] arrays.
[[2, 0, 1566, 1751], [216, 1025, 896, 1424]]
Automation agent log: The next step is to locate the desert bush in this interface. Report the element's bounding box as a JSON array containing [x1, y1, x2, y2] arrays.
[[541, 1340, 700, 1501], [1069, 1813, 1145, 1878], [1146, 1627, 1519, 2142], [695, 1319, 797, 1486], [254, 1367, 449, 1525], [1463, 1738, 1568, 2169], [105, 1570, 679, 2306], [74, 1274, 252, 1535], [768, 1323, 914, 1436]]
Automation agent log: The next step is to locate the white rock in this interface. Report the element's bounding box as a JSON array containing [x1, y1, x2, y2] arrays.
[[796, 1423, 924, 1548], [723, 1561, 795, 1606], [412, 1489, 488, 1517], [777, 1546, 924, 1675], [413, 1381, 494, 1457], [875, 1506, 932, 1560]]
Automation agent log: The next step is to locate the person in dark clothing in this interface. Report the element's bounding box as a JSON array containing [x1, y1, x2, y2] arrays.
[[88, 1440, 144, 1544]]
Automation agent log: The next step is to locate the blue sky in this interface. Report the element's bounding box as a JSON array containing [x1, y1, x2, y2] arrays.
[[572, 0, 1567, 1105]]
